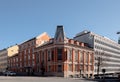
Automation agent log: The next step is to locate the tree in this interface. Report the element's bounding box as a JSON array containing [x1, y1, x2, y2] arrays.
[[97, 57, 102, 76], [102, 69, 106, 74], [97, 52, 105, 76]]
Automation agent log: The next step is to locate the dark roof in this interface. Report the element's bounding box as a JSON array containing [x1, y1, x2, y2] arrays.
[[54, 25, 66, 41], [19, 37, 35, 45]]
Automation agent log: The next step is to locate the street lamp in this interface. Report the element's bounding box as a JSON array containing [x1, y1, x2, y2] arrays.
[[117, 31, 120, 44], [117, 32, 120, 34]]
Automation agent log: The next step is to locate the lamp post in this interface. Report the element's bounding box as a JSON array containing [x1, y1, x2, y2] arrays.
[[117, 31, 120, 44], [117, 32, 120, 34]]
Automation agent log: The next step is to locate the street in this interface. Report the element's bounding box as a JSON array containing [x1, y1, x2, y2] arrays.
[[0, 76, 119, 82], [0, 76, 94, 82]]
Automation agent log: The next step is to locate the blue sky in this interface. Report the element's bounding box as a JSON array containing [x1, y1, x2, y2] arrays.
[[0, 0, 120, 49]]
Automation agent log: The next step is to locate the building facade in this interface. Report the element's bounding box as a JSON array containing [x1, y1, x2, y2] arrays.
[[8, 32, 50, 75], [7, 45, 19, 57], [0, 49, 7, 72], [35, 26, 94, 78], [74, 30, 120, 75], [8, 54, 19, 72], [7, 45, 19, 71]]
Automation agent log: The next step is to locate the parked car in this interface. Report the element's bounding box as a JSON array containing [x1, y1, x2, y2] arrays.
[[94, 76, 101, 79], [3, 71, 16, 76]]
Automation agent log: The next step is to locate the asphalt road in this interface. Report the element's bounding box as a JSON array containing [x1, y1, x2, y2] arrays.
[[0, 76, 119, 82]]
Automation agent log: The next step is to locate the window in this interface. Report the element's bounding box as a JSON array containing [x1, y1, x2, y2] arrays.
[[80, 51, 83, 62], [13, 58, 15, 62], [41, 52, 44, 61], [36, 52, 39, 64], [32, 54, 35, 59], [20, 57, 22, 61], [51, 50, 54, 60], [28, 49, 30, 53], [57, 48, 62, 60], [28, 61, 30, 66], [79, 65, 83, 71], [20, 63, 22, 67], [28, 55, 30, 60], [24, 62, 26, 67], [24, 45, 26, 49], [69, 64, 72, 71], [68, 49, 72, 61], [86, 65, 88, 71], [86, 52, 89, 63], [32, 61, 35, 66], [90, 54, 93, 63], [16, 63, 18, 67], [16, 58, 18, 62], [24, 50, 26, 54], [75, 50, 78, 61], [48, 51, 51, 61], [58, 65, 62, 72], [48, 65, 51, 72], [75, 64, 78, 71], [24, 55, 26, 61], [32, 41, 35, 45], [90, 65, 93, 71], [32, 48, 34, 52]]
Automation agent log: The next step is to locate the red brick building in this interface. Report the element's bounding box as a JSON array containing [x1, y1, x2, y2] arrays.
[[34, 26, 94, 78], [8, 32, 50, 75], [8, 54, 18, 72]]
